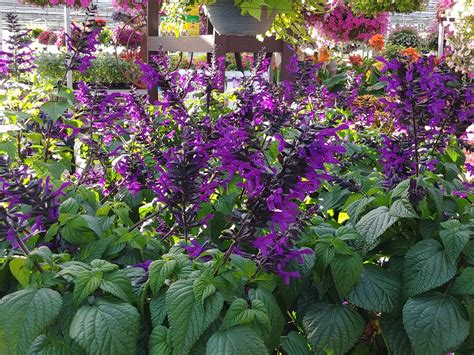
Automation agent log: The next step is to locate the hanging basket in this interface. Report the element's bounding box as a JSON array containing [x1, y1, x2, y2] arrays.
[[205, 0, 276, 36]]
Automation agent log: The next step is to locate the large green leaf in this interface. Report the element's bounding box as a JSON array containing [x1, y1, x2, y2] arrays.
[[403, 239, 456, 297], [205, 326, 268, 355], [355, 206, 398, 252], [450, 267, 474, 295], [73, 270, 102, 306], [166, 278, 223, 355], [28, 333, 85, 355], [149, 326, 172, 355], [99, 270, 135, 303], [302, 303, 364, 355], [346, 197, 374, 223], [390, 199, 418, 218], [222, 298, 270, 330], [347, 264, 401, 312], [60, 216, 95, 244], [149, 259, 177, 296], [330, 253, 363, 298], [280, 331, 311, 355], [41, 100, 69, 122], [380, 315, 414, 355], [150, 291, 167, 328], [0, 288, 63, 355], [439, 221, 470, 261], [403, 293, 470, 355], [69, 299, 139, 355], [249, 288, 285, 351]]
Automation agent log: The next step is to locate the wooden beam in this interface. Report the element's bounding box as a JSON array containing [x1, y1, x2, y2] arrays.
[[222, 35, 283, 53], [148, 35, 215, 53]]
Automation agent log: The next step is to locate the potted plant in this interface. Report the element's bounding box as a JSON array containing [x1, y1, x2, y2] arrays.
[[160, 0, 326, 40]]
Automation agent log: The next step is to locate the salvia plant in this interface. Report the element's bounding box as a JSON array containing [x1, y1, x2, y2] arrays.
[[0, 10, 473, 355]]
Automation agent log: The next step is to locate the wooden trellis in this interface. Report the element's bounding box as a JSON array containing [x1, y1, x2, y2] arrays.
[[145, 1, 293, 101]]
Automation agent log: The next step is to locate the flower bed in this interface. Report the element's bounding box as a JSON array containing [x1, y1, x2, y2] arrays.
[[0, 8, 473, 355]]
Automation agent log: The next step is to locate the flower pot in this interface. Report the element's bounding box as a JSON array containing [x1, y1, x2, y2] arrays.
[[205, 0, 276, 36]]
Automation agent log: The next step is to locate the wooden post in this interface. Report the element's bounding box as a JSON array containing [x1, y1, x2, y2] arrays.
[[280, 44, 293, 81], [147, 0, 160, 102]]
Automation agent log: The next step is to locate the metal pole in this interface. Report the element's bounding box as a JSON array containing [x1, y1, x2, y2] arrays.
[[437, 19, 445, 58], [64, 5, 73, 89]]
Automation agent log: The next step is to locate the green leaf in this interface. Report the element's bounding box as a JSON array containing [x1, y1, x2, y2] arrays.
[[249, 288, 285, 351], [403, 239, 456, 297], [90, 259, 118, 272], [28, 333, 86, 355], [41, 100, 69, 122], [355, 206, 398, 252], [9, 257, 31, 287], [391, 180, 410, 199], [330, 253, 363, 298], [29, 246, 53, 265], [60, 216, 95, 244], [0, 288, 63, 355], [150, 291, 167, 328], [100, 270, 135, 303], [347, 264, 401, 312], [439, 221, 470, 261], [450, 267, 474, 295], [166, 278, 224, 355], [149, 326, 172, 355], [73, 270, 102, 306], [390, 199, 418, 218], [222, 298, 270, 331], [403, 293, 470, 355], [280, 331, 311, 355], [149, 259, 177, 296], [205, 326, 268, 355], [323, 73, 347, 90], [346, 197, 374, 223], [380, 315, 414, 355], [303, 303, 364, 355], [69, 299, 139, 355], [193, 270, 217, 306], [230, 254, 257, 278]]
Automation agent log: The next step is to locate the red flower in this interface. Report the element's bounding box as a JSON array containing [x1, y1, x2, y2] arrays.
[[349, 54, 363, 67], [369, 34, 385, 51]]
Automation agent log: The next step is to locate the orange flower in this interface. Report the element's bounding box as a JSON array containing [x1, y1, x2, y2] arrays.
[[318, 47, 331, 63], [369, 34, 384, 51], [349, 54, 363, 67], [401, 47, 421, 62]]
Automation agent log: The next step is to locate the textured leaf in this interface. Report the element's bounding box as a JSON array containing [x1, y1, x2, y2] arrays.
[[69, 299, 139, 355], [41, 100, 69, 122], [9, 257, 31, 287], [403, 239, 456, 297], [280, 331, 311, 355], [330, 253, 363, 298], [355, 207, 398, 251], [150, 291, 167, 327], [73, 270, 102, 306], [149, 259, 177, 296], [346, 197, 374, 223], [403, 293, 470, 355], [222, 298, 270, 330], [439, 221, 470, 261], [303, 303, 364, 355], [90, 259, 118, 272], [450, 267, 474, 295], [249, 288, 285, 351], [60, 216, 95, 244], [391, 179, 410, 199], [0, 288, 63, 355], [205, 326, 268, 355], [100, 270, 135, 303], [166, 278, 223, 355], [193, 270, 217, 306], [149, 326, 172, 355], [347, 264, 401, 312], [380, 315, 414, 355], [28, 333, 85, 355], [390, 199, 418, 218]]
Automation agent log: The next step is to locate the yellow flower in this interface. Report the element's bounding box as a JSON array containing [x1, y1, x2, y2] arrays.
[[373, 61, 385, 71]]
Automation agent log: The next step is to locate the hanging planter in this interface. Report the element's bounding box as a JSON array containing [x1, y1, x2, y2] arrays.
[[205, 0, 276, 35]]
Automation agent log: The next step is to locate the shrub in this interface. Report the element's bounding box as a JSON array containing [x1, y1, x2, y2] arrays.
[[388, 26, 422, 48]]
